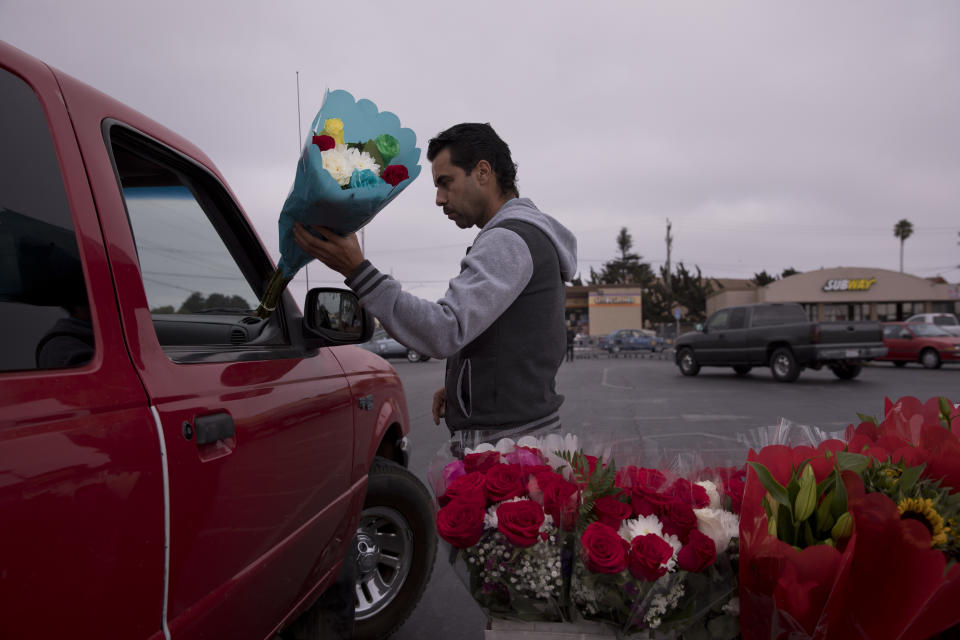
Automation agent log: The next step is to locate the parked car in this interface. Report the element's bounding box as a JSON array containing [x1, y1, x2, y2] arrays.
[[877, 322, 960, 369], [674, 303, 887, 382], [361, 328, 431, 362], [600, 329, 661, 354], [0, 40, 435, 640], [904, 313, 960, 337]]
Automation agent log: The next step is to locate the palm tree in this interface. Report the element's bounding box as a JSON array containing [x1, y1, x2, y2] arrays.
[[893, 219, 914, 273]]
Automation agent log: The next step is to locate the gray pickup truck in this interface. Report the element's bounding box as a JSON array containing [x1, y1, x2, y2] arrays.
[[674, 303, 888, 382]]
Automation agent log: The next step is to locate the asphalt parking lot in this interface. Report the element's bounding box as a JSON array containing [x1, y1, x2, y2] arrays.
[[388, 354, 958, 640]]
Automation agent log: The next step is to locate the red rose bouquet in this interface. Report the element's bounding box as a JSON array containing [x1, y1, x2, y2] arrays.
[[430, 434, 585, 621], [739, 395, 960, 639], [569, 453, 743, 638]]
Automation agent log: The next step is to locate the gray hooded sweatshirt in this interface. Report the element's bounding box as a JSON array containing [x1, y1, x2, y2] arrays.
[[345, 197, 578, 435]]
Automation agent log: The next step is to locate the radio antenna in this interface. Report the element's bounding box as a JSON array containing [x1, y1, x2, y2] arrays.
[[296, 70, 310, 291]]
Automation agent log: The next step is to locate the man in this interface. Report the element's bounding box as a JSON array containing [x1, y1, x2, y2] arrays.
[[293, 123, 577, 448]]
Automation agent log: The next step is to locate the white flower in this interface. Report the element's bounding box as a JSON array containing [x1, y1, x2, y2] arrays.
[[694, 507, 740, 553], [494, 438, 516, 455], [465, 442, 496, 455], [320, 147, 354, 186], [696, 480, 721, 510], [516, 435, 540, 449], [345, 147, 380, 175], [662, 533, 682, 572], [539, 433, 580, 468], [619, 514, 664, 542], [722, 597, 740, 615]]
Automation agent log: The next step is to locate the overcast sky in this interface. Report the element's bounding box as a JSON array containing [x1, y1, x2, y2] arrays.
[[3, 1, 959, 305]]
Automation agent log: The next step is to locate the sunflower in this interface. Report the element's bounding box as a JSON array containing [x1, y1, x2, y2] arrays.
[[898, 498, 950, 547]]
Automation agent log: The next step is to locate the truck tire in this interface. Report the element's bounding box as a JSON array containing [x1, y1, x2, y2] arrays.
[[287, 458, 435, 640], [732, 365, 752, 376], [677, 348, 700, 376], [830, 364, 862, 380], [920, 349, 941, 370], [353, 458, 436, 640], [406, 349, 422, 363], [770, 347, 800, 382]]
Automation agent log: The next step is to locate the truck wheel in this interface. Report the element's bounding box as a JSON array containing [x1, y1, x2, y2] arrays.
[[610, 345, 621, 356], [830, 364, 862, 380], [770, 347, 800, 382], [920, 349, 941, 369], [732, 365, 752, 376], [677, 348, 700, 376], [353, 458, 436, 640], [406, 349, 422, 363]]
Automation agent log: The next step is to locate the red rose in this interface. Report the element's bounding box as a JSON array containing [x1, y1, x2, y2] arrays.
[[464, 450, 501, 474], [436, 501, 485, 548], [382, 164, 409, 186], [580, 522, 628, 574], [592, 496, 633, 529], [485, 463, 525, 503], [496, 500, 545, 547], [666, 478, 710, 509], [441, 472, 487, 508], [725, 475, 746, 514], [312, 134, 335, 151], [677, 529, 716, 572], [504, 446, 544, 467], [627, 533, 673, 581], [659, 498, 698, 543], [542, 476, 580, 530], [630, 484, 674, 518], [616, 466, 667, 491]]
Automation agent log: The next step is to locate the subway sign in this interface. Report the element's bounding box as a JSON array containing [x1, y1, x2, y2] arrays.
[[822, 278, 877, 292]]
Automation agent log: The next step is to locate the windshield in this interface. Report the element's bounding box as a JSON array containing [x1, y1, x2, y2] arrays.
[[934, 316, 959, 326], [908, 323, 952, 337]]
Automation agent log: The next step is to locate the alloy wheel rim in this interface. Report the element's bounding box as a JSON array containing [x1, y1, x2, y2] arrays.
[[353, 506, 414, 620], [773, 354, 790, 376]]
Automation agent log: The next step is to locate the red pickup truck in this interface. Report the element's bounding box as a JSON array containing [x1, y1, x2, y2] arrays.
[[0, 40, 434, 639]]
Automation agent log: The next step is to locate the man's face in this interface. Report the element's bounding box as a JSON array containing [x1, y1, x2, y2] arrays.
[[432, 148, 487, 229]]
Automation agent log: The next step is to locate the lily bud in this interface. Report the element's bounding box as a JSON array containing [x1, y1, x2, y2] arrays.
[[794, 464, 817, 523], [831, 512, 853, 540]]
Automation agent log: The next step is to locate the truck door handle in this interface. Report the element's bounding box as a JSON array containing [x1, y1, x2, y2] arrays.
[[194, 413, 235, 445]]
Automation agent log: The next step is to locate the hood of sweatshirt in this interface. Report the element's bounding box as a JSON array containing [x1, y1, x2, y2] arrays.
[[480, 198, 578, 281]]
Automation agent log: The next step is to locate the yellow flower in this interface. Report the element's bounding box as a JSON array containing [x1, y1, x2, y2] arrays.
[[898, 497, 949, 547], [322, 118, 345, 145]]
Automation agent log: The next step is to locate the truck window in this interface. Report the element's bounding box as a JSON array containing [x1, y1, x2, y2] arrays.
[[751, 305, 806, 327], [727, 308, 746, 330], [108, 129, 286, 351], [0, 68, 95, 372], [706, 309, 730, 331]]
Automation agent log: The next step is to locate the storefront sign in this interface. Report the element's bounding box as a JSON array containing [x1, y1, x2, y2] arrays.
[[822, 278, 876, 292], [590, 294, 640, 305]]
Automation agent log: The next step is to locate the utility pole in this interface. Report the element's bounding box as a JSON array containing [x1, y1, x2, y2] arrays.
[[664, 218, 673, 296]]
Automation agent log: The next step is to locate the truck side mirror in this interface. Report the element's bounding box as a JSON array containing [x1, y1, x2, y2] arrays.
[[303, 288, 374, 347]]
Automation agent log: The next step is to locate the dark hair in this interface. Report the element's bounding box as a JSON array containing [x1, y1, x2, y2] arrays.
[[427, 123, 518, 197]]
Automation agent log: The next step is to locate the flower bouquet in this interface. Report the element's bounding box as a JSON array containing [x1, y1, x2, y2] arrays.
[[430, 435, 584, 622], [570, 456, 743, 638], [255, 89, 421, 317], [738, 395, 960, 639]]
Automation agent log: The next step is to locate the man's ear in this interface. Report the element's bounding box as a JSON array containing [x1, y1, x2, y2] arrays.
[[474, 159, 494, 186]]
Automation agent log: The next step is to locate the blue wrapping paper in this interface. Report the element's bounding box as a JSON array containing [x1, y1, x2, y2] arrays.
[[276, 89, 421, 278]]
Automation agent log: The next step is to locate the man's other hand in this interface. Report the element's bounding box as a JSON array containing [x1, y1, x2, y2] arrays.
[[432, 388, 446, 426], [293, 223, 364, 277]]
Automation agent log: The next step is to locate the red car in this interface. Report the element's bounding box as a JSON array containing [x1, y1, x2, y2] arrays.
[[878, 322, 960, 369], [0, 40, 434, 640]]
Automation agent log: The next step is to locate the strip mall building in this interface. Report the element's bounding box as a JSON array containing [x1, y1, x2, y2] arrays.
[[706, 267, 960, 322]]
